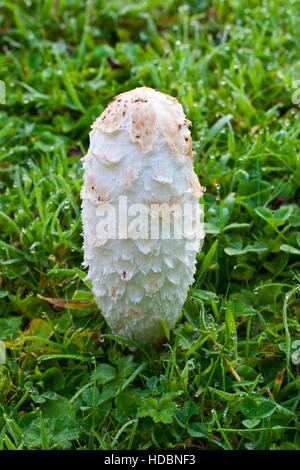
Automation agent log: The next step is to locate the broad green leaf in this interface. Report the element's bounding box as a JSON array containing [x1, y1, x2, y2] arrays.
[[82, 387, 101, 406], [242, 418, 261, 429], [187, 422, 207, 437], [239, 397, 276, 419], [92, 363, 117, 383], [280, 244, 300, 255], [175, 401, 199, 427]]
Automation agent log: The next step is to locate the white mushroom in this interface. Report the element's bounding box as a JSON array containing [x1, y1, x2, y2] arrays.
[[81, 87, 205, 345]]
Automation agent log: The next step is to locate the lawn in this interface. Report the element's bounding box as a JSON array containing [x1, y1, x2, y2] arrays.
[[0, 0, 299, 451]]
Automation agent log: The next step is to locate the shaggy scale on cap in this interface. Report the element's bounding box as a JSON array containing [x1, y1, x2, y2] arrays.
[[81, 87, 205, 345]]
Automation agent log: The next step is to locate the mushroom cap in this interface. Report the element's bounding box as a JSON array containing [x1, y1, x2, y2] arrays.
[[81, 87, 204, 344], [92, 87, 194, 158]]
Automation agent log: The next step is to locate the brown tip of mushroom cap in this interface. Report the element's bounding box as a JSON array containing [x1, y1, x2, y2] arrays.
[[92, 87, 193, 158]]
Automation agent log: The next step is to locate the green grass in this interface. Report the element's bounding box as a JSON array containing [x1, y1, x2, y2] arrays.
[[0, 0, 299, 451]]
